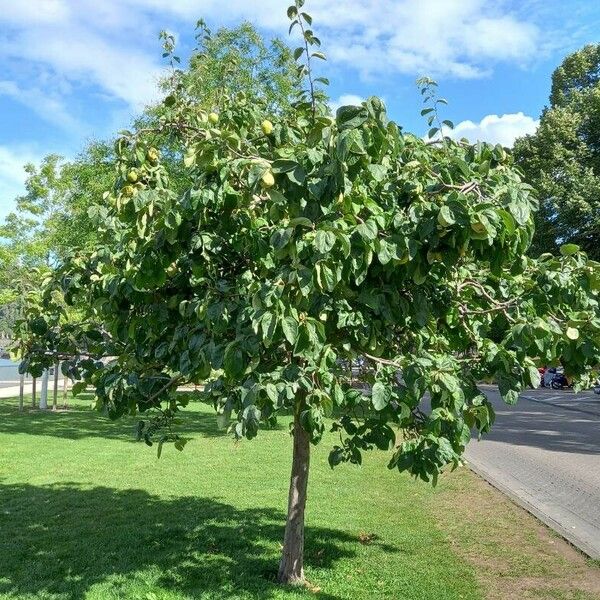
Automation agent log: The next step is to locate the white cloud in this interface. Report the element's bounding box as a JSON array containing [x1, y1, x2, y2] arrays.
[[330, 94, 365, 112], [0, 146, 43, 222], [446, 112, 539, 147], [0, 0, 166, 126], [14, 29, 163, 109], [317, 0, 539, 79], [0, 0, 70, 25], [0, 80, 80, 132], [0, 0, 542, 119], [141, 0, 540, 80], [0, 0, 545, 140]]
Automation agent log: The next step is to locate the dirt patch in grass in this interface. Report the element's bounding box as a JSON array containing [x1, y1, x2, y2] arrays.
[[432, 468, 600, 600]]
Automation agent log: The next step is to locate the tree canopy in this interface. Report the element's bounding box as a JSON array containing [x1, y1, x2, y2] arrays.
[[13, 1, 600, 586], [515, 44, 600, 258]]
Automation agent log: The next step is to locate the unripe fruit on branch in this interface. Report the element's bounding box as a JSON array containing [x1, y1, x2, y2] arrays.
[[261, 120, 273, 135], [208, 112, 219, 125], [127, 169, 138, 183], [261, 171, 275, 188], [146, 148, 159, 164]]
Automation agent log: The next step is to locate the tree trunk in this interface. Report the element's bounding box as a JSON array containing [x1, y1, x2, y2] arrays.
[[52, 362, 59, 410], [39, 369, 49, 410], [278, 407, 310, 585], [18, 374, 24, 411]]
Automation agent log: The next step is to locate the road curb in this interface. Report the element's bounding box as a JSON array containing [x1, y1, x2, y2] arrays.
[[466, 457, 600, 560]]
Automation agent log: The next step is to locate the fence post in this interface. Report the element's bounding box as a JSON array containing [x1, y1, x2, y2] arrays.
[[19, 373, 24, 411], [39, 369, 49, 410], [52, 362, 59, 410], [32, 377, 37, 408]]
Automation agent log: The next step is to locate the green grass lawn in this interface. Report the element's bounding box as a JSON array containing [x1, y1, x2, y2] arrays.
[[0, 394, 598, 600]]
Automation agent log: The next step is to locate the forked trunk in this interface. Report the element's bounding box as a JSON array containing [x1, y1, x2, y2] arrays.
[[278, 408, 310, 584]]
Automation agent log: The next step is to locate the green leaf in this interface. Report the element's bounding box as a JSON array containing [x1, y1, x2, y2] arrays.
[[321, 395, 333, 417], [271, 159, 300, 173], [287, 165, 306, 185], [174, 438, 188, 451], [357, 219, 378, 241], [30, 317, 48, 335], [71, 381, 87, 396], [336, 105, 368, 130], [265, 383, 279, 403], [224, 345, 246, 378], [261, 312, 277, 343], [282, 316, 299, 345], [526, 365, 541, 388], [508, 200, 530, 226], [367, 164, 387, 182], [315, 230, 336, 253], [498, 375, 519, 405], [560, 243, 580, 256], [437, 205, 455, 227], [377, 239, 395, 265], [328, 447, 345, 468], [371, 382, 389, 411], [315, 262, 337, 291], [289, 216, 312, 228], [333, 382, 344, 406]]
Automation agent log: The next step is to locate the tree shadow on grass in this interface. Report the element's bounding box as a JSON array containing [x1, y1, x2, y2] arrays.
[[0, 482, 397, 599], [0, 397, 284, 442]]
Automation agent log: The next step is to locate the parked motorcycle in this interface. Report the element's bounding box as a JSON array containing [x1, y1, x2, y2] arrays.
[[551, 372, 571, 390]]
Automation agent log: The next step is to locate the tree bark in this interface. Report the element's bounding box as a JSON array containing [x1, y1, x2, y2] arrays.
[[278, 407, 310, 585], [52, 362, 59, 410], [18, 374, 24, 411]]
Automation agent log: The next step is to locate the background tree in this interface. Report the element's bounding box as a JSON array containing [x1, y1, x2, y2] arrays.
[[515, 44, 600, 258], [0, 143, 115, 335], [15, 1, 600, 588], [182, 20, 300, 114]]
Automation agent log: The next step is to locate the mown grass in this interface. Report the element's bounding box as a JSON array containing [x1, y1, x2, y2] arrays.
[[0, 394, 598, 600]]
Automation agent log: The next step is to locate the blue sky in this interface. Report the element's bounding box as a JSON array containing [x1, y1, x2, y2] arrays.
[[0, 0, 599, 222]]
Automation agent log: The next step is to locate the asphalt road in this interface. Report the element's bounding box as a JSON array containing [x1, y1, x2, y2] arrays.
[[465, 385, 600, 558]]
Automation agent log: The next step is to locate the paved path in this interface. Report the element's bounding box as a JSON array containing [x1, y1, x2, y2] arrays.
[[466, 385, 600, 558], [0, 383, 31, 398]]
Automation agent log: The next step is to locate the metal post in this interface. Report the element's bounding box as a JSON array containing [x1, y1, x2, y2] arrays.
[[52, 362, 59, 410], [32, 378, 37, 408], [19, 373, 24, 411], [39, 369, 49, 410]]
